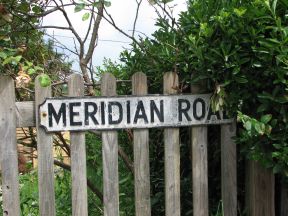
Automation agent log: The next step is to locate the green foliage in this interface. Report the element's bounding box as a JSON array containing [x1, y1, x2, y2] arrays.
[[0, 169, 73, 215], [38, 74, 51, 87], [85, 131, 135, 215], [0, 1, 72, 92], [100, 0, 288, 175]]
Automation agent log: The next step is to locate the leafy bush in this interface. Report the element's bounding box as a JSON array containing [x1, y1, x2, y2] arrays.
[[179, 0, 288, 173], [101, 0, 288, 175]]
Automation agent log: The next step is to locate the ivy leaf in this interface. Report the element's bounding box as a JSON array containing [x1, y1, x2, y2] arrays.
[[34, 66, 44, 71], [254, 122, 265, 135], [244, 121, 252, 131], [2, 55, 22, 65], [74, 3, 85, 12], [104, 1, 111, 7], [257, 104, 269, 113], [265, 125, 272, 135], [234, 75, 248, 83], [82, 12, 90, 21], [14, 55, 22, 62], [28, 68, 36, 75], [0, 52, 7, 59], [260, 114, 272, 124], [92, 1, 100, 7], [39, 74, 51, 87]]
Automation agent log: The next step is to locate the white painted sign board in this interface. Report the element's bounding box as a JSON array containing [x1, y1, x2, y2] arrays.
[[39, 94, 233, 132]]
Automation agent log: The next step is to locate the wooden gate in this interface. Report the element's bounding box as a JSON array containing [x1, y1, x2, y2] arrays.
[[0, 72, 237, 216]]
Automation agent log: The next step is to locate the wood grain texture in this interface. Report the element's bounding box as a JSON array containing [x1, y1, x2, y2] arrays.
[[35, 75, 56, 216], [221, 121, 237, 216], [68, 74, 88, 216], [101, 73, 119, 216], [191, 80, 208, 216], [132, 72, 151, 216], [0, 76, 20, 216], [163, 72, 181, 216], [280, 181, 288, 216], [16, 101, 35, 127], [247, 161, 275, 216]]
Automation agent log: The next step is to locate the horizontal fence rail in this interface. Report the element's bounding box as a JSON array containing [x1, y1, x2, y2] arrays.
[[0, 72, 239, 216]]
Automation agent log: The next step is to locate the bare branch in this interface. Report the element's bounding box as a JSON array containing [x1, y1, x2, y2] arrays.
[[83, 6, 95, 44], [53, 0, 83, 48], [119, 146, 134, 174], [102, 8, 143, 49], [82, 1, 104, 64], [132, 0, 143, 38], [36, 25, 71, 30]]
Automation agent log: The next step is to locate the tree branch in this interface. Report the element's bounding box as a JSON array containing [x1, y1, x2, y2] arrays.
[[119, 146, 134, 174], [132, 0, 143, 38], [83, 1, 104, 64], [53, 159, 104, 203]]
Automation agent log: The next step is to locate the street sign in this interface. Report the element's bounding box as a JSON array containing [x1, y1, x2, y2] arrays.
[[39, 94, 233, 132]]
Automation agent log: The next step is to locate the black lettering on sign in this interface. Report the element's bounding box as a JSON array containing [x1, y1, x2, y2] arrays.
[[178, 99, 192, 121], [150, 100, 164, 123], [101, 102, 105, 125], [48, 103, 66, 127], [108, 102, 123, 124], [193, 98, 205, 120], [207, 106, 221, 121], [134, 101, 148, 124], [127, 101, 131, 124], [69, 102, 82, 126], [84, 102, 98, 125]]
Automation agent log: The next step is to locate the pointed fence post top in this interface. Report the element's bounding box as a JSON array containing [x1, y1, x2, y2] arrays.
[[132, 72, 147, 95], [164, 72, 179, 94], [101, 73, 116, 96]]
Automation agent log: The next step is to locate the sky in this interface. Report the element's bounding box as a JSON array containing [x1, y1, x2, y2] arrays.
[[43, 0, 187, 71]]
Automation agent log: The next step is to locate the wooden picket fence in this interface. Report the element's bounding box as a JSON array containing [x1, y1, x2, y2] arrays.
[[0, 72, 237, 216]]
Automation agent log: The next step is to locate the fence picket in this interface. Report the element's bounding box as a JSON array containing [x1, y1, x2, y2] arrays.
[[101, 73, 119, 216], [191, 82, 208, 216], [247, 161, 275, 216], [221, 121, 237, 216], [0, 72, 249, 216], [163, 72, 181, 216], [68, 74, 88, 216], [0, 76, 20, 216], [132, 72, 151, 216], [35, 75, 56, 216]]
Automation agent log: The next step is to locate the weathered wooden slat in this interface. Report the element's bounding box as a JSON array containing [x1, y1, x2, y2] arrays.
[[221, 121, 237, 216], [191, 81, 208, 216], [35, 75, 56, 216], [247, 161, 275, 216], [101, 73, 119, 216], [16, 101, 35, 127], [280, 181, 288, 216], [68, 74, 88, 216], [163, 72, 181, 216], [0, 76, 20, 216], [132, 72, 151, 216]]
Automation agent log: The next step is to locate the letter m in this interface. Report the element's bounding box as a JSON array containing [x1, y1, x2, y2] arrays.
[[48, 103, 66, 127]]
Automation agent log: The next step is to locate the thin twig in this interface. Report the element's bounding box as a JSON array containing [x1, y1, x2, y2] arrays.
[[132, 0, 143, 38]]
